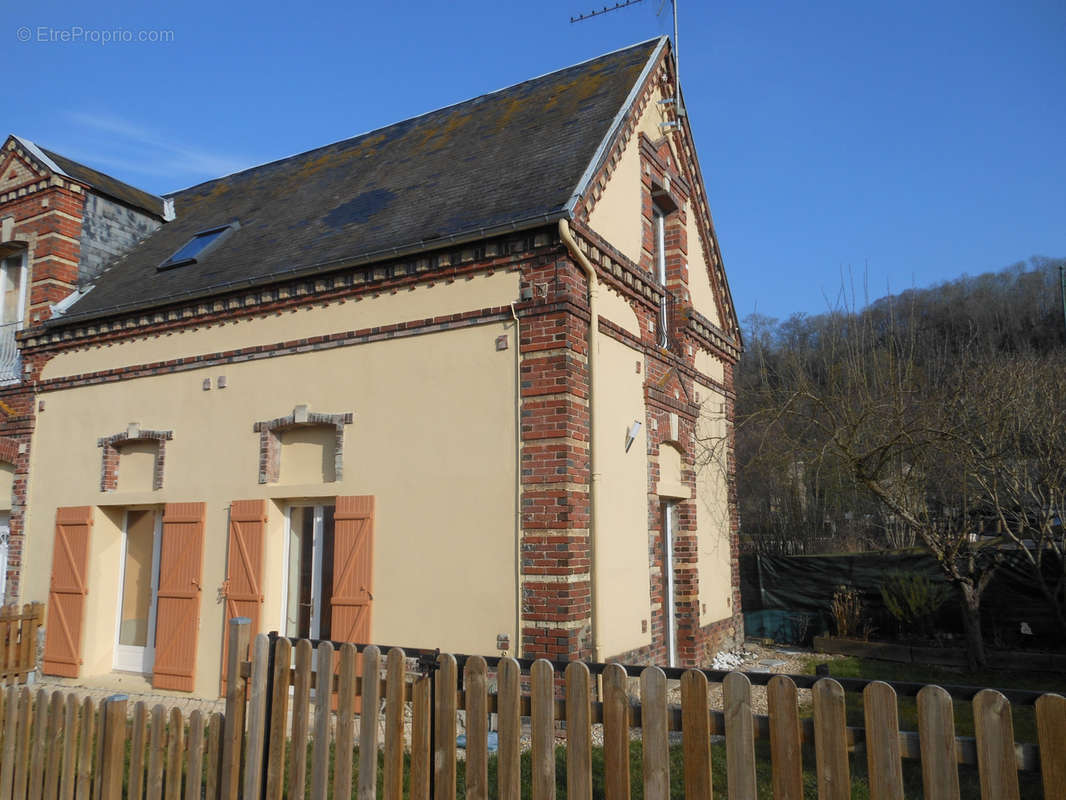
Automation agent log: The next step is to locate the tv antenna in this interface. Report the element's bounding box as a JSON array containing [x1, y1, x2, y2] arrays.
[[569, 0, 685, 129]]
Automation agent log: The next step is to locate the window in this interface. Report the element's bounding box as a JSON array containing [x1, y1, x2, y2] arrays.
[[158, 223, 237, 270], [0, 252, 26, 383], [653, 205, 669, 348], [0, 254, 25, 326], [284, 504, 336, 640], [114, 509, 163, 673]]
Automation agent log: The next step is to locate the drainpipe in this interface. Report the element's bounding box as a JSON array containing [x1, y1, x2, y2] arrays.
[[510, 302, 522, 659], [558, 219, 602, 662]]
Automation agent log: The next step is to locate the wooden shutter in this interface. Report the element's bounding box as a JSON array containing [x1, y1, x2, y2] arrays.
[[220, 500, 266, 690], [152, 502, 205, 692], [330, 496, 374, 644], [42, 507, 93, 677]]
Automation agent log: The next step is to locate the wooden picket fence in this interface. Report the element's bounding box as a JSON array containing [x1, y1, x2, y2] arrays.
[[0, 603, 42, 685], [1, 616, 1065, 800]]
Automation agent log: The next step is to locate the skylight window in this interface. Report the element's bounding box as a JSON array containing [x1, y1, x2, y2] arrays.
[[158, 223, 238, 270]]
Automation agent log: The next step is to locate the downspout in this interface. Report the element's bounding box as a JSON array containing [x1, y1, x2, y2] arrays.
[[558, 219, 602, 662], [510, 302, 523, 658]]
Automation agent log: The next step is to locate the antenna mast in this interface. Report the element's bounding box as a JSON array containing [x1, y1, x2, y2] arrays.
[[568, 0, 685, 130]]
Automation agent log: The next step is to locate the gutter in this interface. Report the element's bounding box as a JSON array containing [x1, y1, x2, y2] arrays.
[[558, 219, 602, 662]]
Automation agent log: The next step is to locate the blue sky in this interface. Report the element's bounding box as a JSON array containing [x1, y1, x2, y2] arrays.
[[8, 0, 1064, 324]]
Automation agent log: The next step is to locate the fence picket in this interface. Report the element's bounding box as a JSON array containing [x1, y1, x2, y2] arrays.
[[264, 637, 292, 800], [812, 678, 850, 800], [242, 635, 269, 800], [724, 672, 757, 800], [44, 691, 65, 800], [641, 666, 669, 800], [91, 696, 104, 800], [185, 710, 205, 800], [19, 606, 39, 684], [410, 673, 431, 800], [289, 638, 313, 800], [358, 645, 382, 800], [864, 681, 904, 800], [74, 697, 93, 800], [28, 689, 49, 800], [465, 656, 489, 800], [566, 662, 592, 800], [434, 653, 458, 800], [59, 694, 79, 800], [974, 689, 1020, 800], [767, 675, 803, 800], [99, 696, 127, 800], [496, 657, 521, 800], [1036, 693, 1066, 800], [128, 702, 148, 800], [531, 659, 556, 800], [310, 641, 334, 800], [0, 685, 15, 798], [3, 607, 15, 685], [204, 712, 223, 800], [917, 685, 960, 800], [147, 705, 166, 800], [164, 708, 183, 800], [334, 643, 357, 800], [383, 648, 406, 800], [220, 618, 250, 800], [13, 687, 32, 800], [602, 664, 631, 800], [681, 670, 712, 800]]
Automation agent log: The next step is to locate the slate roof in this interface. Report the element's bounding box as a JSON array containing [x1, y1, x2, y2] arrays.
[[61, 38, 665, 323], [38, 147, 166, 219]]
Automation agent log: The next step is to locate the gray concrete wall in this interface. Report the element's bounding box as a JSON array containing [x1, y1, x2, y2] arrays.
[[79, 194, 162, 286]]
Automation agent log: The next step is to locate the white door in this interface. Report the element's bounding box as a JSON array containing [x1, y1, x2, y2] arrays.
[[114, 510, 162, 673], [283, 504, 336, 641]]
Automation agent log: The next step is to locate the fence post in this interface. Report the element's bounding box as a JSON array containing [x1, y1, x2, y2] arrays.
[[258, 632, 278, 800], [242, 634, 270, 800], [220, 617, 251, 800], [98, 694, 128, 800]]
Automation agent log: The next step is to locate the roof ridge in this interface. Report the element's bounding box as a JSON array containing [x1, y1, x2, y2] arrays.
[[165, 37, 667, 199]]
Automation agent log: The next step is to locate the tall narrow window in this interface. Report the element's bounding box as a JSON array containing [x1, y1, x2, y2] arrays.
[[114, 509, 163, 673], [662, 500, 678, 668], [284, 504, 336, 640], [0, 254, 24, 325], [653, 206, 669, 348], [0, 253, 26, 383]]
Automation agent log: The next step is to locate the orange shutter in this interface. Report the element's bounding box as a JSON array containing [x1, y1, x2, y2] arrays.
[[42, 507, 93, 677], [330, 496, 374, 644], [152, 502, 206, 692], [220, 500, 266, 690]]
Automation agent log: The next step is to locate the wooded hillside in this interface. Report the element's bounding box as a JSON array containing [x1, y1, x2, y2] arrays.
[[727, 255, 1066, 666]]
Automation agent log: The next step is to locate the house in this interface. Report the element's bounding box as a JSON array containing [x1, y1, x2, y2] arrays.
[[0, 37, 742, 696]]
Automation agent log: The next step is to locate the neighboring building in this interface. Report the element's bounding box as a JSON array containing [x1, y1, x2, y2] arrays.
[[0, 37, 742, 696]]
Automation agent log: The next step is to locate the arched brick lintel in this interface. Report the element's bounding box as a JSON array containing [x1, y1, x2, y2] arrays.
[[97, 425, 173, 492], [253, 407, 353, 484]]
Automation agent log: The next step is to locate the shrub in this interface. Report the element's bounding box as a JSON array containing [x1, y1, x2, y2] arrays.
[[880, 571, 950, 640], [830, 585, 873, 640]]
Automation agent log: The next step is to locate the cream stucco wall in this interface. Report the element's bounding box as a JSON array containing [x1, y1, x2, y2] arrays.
[[584, 84, 722, 334], [597, 284, 641, 338], [592, 334, 652, 658], [586, 131, 643, 265], [24, 318, 518, 696], [686, 204, 720, 327], [694, 350, 725, 387], [694, 381, 732, 625], [41, 271, 520, 381]]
